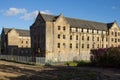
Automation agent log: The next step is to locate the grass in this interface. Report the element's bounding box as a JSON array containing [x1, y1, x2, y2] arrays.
[[65, 60, 91, 67]]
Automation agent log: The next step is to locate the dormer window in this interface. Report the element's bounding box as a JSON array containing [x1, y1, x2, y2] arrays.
[[76, 28, 78, 32], [81, 28, 83, 32], [92, 30, 94, 33], [87, 29, 89, 33]]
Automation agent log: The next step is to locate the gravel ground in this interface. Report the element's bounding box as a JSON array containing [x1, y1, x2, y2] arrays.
[[0, 60, 120, 80]]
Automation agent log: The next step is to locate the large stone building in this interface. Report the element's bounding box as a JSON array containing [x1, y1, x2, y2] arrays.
[[30, 13, 120, 62], [1, 28, 31, 56], [30, 12, 120, 62]]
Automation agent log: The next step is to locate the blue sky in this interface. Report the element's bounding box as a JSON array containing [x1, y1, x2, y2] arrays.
[[0, 0, 120, 33]]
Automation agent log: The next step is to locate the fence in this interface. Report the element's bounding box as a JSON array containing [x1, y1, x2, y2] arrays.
[[0, 55, 45, 64]]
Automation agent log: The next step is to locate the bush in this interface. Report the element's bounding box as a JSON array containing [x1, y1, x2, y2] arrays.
[[66, 61, 78, 66], [77, 61, 91, 67], [91, 47, 120, 67], [44, 63, 52, 66], [66, 61, 91, 67]]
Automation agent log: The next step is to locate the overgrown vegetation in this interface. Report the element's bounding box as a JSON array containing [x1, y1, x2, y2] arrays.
[[91, 47, 120, 68], [66, 47, 120, 68], [65, 61, 91, 67]]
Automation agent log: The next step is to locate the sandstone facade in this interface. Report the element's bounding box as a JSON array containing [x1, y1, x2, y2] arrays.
[[1, 28, 31, 56], [30, 13, 120, 62]]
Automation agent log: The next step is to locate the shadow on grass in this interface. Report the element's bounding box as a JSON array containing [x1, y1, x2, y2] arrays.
[[0, 63, 120, 80]]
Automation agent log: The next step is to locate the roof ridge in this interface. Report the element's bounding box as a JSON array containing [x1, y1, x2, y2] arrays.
[[41, 13, 56, 17], [4, 27, 29, 31], [38, 13, 114, 30], [3, 27, 30, 36], [66, 16, 106, 25], [41, 13, 107, 25]]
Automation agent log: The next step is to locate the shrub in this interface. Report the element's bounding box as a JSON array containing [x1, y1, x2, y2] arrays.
[[77, 60, 91, 67], [66, 61, 78, 66], [91, 47, 120, 67], [66, 61, 91, 67]]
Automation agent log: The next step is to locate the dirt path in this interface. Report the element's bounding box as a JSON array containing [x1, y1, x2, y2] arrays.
[[0, 60, 120, 80]]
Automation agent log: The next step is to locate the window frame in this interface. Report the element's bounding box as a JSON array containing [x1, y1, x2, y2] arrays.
[[58, 26, 60, 30]]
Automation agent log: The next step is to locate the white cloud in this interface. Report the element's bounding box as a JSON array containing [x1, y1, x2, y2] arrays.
[[5, 8, 27, 16], [20, 10, 52, 20], [20, 10, 38, 20], [4, 8, 52, 20], [40, 10, 52, 14]]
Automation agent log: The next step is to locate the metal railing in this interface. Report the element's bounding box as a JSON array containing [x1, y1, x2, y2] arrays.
[[0, 55, 45, 64]]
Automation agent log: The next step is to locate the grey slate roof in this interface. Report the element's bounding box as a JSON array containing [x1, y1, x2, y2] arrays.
[[3, 28, 30, 37], [107, 22, 114, 29], [40, 13, 112, 31]]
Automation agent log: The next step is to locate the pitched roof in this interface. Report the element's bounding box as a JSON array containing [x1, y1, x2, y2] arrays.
[[41, 13, 56, 21], [3, 28, 30, 36], [40, 13, 111, 31], [107, 22, 114, 29]]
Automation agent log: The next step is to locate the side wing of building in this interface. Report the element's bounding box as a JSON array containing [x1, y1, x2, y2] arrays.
[[1, 28, 31, 56]]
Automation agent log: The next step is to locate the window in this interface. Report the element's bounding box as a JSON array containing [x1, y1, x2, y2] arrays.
[[70, 28, 72, 32], [70, 43, 72, 48], [63, 35, 65, 39], [92, 44, 94, 48], [115, 38, 117, 43], [58, 26, 60, 30], [107, 32, 108, 35], [111, 31, 114, 35], [82, 36, 84, 40], [58, 43, 60, 48], [111, 38, 114, 42], [102, 31, 103, 34], [115, 32, 117, 36], [63, 26, 66, 31], [76, 35, 78, 40], [76, 43, 78, 48], [102, 44, 104, 48], [97, 44, 99, 48], [87, 44, 89, 48], [102, 38, 104, 41], [76, 28, 78, 32], [97, 37, 99, 41], [87, 29, 89, 33], [106, 44, 108, 48], [81, 28, 83, 32], [92, 36, 94, 41], [118, 39, 120, 42], [63, 43, 66, 48], [87, 36, 89, 41], [118, 32, 120, 36], [58, 34, 60, 39], [106, 38, 108, 42], [97, 30, 98, 34], [92, 30, 94, 33], [82, 44, 84, 48], [26, 41, 28, 44], [70, 35, 72, 40]]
